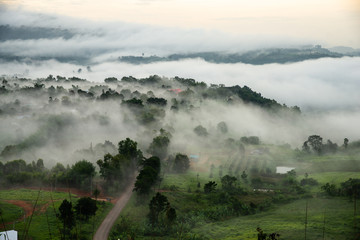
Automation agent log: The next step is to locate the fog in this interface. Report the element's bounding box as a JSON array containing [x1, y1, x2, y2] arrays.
[[0, 6, 311, 60], [1, 6, 359, 170], [1, 57, 359, 110], [0, 72, 359, 168]]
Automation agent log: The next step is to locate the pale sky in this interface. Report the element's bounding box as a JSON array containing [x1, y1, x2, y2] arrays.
[[1, 0, 360, 47]]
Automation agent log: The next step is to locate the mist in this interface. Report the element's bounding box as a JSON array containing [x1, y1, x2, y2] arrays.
[[1, 6, 359, 169]]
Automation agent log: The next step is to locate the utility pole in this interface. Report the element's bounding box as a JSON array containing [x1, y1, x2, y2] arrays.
[[305, 201, 308, 240], [322, 208, 326, 240]]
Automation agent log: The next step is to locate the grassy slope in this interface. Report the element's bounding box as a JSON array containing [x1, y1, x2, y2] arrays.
[[191, 197, 357, 240]]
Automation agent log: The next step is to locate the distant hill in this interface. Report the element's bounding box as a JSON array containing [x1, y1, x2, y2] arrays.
[[119, 46, 359, 65]]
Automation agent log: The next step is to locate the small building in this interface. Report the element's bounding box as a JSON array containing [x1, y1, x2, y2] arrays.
[[276, 166, 295, 174], [0, 230, 18, 240]]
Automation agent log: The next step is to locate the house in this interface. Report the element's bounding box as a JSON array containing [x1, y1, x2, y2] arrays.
[[0, 230, 18, 240], [276, 166, 295, 174]]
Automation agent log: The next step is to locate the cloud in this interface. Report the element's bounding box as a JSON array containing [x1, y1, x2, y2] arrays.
[[0, 6, 313, 63]]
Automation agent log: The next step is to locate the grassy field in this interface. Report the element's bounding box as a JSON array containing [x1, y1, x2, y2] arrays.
[[0, 202, 22, 223], [190, 197, 358, 240], [0, 189, 113, 240]]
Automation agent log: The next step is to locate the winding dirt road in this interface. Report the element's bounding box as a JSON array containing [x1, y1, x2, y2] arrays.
[[93, 179, 135, 240]]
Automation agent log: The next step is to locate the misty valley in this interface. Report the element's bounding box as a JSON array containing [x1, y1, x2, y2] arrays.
[[0, 75, 359, 240]]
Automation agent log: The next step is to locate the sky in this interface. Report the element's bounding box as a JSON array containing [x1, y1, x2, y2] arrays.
[[1, 0, 360, 48], [0, 0, 359, 112]]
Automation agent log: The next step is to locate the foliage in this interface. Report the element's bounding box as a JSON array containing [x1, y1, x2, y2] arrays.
[[240, 136, 260, 145], [118, 138, 144, 163], [216, 121, 228, 134], [58, 199, 75, 238], [68, 160, 95, 189], [173, 153, 190, 173], [148, 192, 170, 225], [74, 197, 98, 221], [307, 135, 323, 154], [193, 125, 208, 137], [204, 181, 217, 193], [97, 138, 142, 191], [134, 156, 161, 195], [221, 175, 237, 191], [321, 183, 338, 196], [340, 178, 360, 198], [256, 227, 280, 240], [147, 135, 170, 160]]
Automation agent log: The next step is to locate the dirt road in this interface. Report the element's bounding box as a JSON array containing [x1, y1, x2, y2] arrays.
[[93, 180, 135, 240]]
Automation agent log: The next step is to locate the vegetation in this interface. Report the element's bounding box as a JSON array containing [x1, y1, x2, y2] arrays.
[[0, 75, 359, 239]]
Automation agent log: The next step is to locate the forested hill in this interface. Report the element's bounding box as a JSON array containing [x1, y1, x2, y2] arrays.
[[0, 75, 300, 114], [119, 46, 360, 65]]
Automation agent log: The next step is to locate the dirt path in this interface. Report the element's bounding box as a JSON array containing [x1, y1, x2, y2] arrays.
[[93, 179, 135, 240]]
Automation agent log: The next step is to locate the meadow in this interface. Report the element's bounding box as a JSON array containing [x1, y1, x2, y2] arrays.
[[0, 189, 113, 240]]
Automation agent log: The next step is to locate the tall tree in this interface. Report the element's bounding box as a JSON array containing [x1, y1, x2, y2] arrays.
[[58, 199, 75, 239], [173, 154, 190, 173], [148, 193, 170, 225], [307, 135, 323, 154], [75, 197, 98, 222]]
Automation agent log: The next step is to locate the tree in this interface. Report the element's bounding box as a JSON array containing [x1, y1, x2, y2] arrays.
[[118, 138, 143, 164], [341, 178, 360, 199], [217, 121, 228, 134], [307, 135, 323, 154], [134, 156, 161, 195], [344, 138, 349, 149], [69, 160, 95, 188], [148, 192, 170, 225], [221, 175, 237, 191], [193, 125, 208, 137], [141, 156, 161, 173], [166, 207, 177, 225], [256, 227, 280, 240], [75, 197, 98, 222], [241, 171, 248, 183], [302, 141, 310, 153], [204, 181, 217, 193], [321, 183, 338, 196], [147, 135, 170, 159], [173, 153, 190, 173], [58, 199, 75, 239]]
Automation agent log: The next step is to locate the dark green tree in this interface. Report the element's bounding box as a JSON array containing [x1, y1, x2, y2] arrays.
[[147, 135, 170, 159], [204, 181, 217, 193], [221, 175, 237, 191], [307, 135, 323, 154], [173, 153, 190, 173], [69, 160, 95, 188], [134, 166, 158, 195], [344, 138, 349, 149], [241, 171, 248, 183], [118, 138, 143, 163], [75, 197, 98, 222], [58, 199, 75, 239], [148, 192, 170, 225]]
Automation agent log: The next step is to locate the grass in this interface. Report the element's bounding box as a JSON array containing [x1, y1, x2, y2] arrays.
[[190, 197, 358, 240], [0, 189, 113, 240], [303, 172, 360, 185], [0, 202, 23, 223]]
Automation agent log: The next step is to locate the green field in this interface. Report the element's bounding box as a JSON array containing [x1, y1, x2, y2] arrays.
[[191, 197, 358, 240], [0, 202, 22, 223], [0, 189, 113, 240]]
